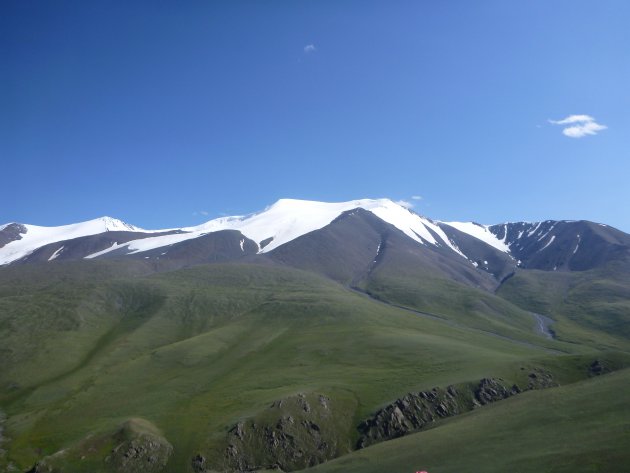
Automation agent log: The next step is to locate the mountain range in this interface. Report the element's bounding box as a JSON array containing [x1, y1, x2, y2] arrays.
[[3, 198, 627, 277], [1, 198, 630, 473]]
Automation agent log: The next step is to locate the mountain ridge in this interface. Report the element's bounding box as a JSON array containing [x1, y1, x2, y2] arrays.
[[2, 199, 628, 277], [0, 199, 630, 272]]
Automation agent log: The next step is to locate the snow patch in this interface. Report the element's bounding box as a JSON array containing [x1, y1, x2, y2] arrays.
[[540, 235, 556, 251], [85, 242, 124, 259], [573, 234, 581, 254], [0, 217, 146, 265], [88, 199, 465, 259], [527, 222, 542, 237], [440, 222, 511, 254], [48, 246, 64, 261], [537, 223, 556, 242]]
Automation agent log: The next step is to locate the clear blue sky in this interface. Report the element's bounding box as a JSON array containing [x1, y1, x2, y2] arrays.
[[2, 1, 629, 231]]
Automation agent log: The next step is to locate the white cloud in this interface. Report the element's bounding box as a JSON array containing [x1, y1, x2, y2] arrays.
[[411, 195, 423, 201], [549, 115, 607, 138], [193, 210, 209, 217], [304, 44, 316, 53], [562, 121, 607, 138], [548, 114, 595, 125], [395, 200, 414, 209]]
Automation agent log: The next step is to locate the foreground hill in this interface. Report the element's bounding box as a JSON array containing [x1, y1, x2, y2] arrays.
[[308, 367, 630, 473]]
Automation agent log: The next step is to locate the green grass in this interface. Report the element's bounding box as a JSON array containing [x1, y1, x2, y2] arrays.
[[306, 368, 630, 473], [497, 260, 630, 351], [0, 261, 581, 472], [1, 259, 629, 472], [363, 271, 571, 351]]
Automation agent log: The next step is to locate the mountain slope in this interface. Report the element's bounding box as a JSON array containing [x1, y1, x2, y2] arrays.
[[3, 200, 629, 282], [268, 208, 487, 289], [307, 368, 630, 473], [489, 220, 630, 271], [0, 261, 572, 472], [0, 199, 463, 265], [0, 217, 152, 265], [441, 219, 630, 274]]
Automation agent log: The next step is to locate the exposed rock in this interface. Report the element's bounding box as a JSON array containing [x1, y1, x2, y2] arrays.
[[526, 368, 558, 389], [217, 392, 350, 472], [25, 462, 53, 473], [474, 378, 520, 406], [0, 223, 26, 249], [318, 395, 330, 410], [589, 359, 611, 377], [105, 426, 173, 473], [25, 419, 172, 473], [357, 385, 468, 448], [357, 374, 554, 448], [191, 455, 206, 473]]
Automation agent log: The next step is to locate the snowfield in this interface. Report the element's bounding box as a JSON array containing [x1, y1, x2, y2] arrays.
[[0, 217, 148, 265]]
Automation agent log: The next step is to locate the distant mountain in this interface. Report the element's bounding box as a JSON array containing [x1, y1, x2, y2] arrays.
[[440, 219, 630, 273], [2, 199, 628, 281], [2, 199, 460, 266], [0, 216, 153, 265]]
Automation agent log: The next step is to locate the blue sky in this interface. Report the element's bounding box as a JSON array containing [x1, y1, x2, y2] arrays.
[[2, 1, 629, 231]]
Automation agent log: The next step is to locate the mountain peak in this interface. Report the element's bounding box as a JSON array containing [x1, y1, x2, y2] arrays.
[[92, 216, 143, 232]]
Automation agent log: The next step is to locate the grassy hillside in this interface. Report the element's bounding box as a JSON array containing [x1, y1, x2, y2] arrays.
[[497, 258, 630, 351], [363, 270, 563, 350], [0, 260, 588, 472], [307, 368, 630, 473]]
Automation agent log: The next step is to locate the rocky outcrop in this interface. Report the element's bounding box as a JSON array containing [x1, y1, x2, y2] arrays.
[[25, 418, 172, 473], [474, 378, 520, 406], [208, 393, 352, 472], [357, 374, 548, 448], [588, 359, 611, 377], [357, 385, 467, 448], [105, 428, 173, 473], [0, 223, 26, 249], [526, 368, 558, 389]]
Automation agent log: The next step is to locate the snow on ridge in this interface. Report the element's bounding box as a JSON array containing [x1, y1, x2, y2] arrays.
[[539, 235, 556, 251], [527, 222, 542, 237], [48, 246, 64, 261], [86, 198, 464, 259], [14, 200, 579, 265], [0, 216, 147, 265], [440, 221, 511, 254], [573, 234, 581, 255]]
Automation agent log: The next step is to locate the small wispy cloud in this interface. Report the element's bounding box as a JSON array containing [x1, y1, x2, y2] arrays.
[[193, 210, 209, 217], [395, 200, 414, 209], [411, 195, 423, 201], [304, 44, 316, 53], [549, 115, 607, 138]]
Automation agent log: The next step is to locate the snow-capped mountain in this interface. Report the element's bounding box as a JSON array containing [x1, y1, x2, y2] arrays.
[[0, 217, 150, 265], [1, 199, 628, 278], [86, 198, 463, 259], [439, 219, 630, 273], [0, 199, 459, 265]]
